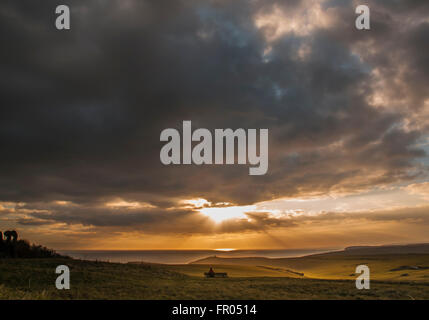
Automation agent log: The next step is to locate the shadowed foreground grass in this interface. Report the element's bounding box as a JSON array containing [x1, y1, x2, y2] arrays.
[[1, 259, 429, 299]]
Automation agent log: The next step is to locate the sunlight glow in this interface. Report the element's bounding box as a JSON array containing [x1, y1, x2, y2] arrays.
[[199, 205, 255, 223]]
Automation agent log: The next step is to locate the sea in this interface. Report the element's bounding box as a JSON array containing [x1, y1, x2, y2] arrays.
[[57, 248, 338, 264]]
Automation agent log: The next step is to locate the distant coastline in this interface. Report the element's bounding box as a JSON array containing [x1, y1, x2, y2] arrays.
[[57, 248, 338, 264], [58, 243, 429, 265]]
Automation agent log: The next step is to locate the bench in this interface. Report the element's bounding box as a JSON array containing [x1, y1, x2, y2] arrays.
[[204, 272, 228, 278]]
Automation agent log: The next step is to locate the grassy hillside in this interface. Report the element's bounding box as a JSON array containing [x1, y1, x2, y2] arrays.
[[1, 258, 429, 299], [0, 239, 62, 259], [191, 251, 429, 282], [158, 263, 304, 278]]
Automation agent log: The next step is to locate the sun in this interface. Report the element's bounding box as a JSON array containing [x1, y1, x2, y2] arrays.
[[199, 205, 255, 223], [182, 198, 256, 223]]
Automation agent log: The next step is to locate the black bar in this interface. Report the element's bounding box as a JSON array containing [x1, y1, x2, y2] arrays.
[[1, 300, 428, 319]]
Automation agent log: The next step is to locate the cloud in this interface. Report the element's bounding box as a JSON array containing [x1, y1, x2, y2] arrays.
[[5, 198, 429, 238], [0, 0, 428, 241], [404, 182, 429, 199]]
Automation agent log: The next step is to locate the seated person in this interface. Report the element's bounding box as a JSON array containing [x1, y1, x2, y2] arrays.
[[208, 267, 215, 277]]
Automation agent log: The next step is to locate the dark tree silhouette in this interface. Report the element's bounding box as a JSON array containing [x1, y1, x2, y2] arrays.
[[0, 230, 63, 259], [4, 230, 18, 242]]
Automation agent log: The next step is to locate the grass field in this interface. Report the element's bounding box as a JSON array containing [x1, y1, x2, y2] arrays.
[[160, 263, 305, 278], [1, 256, 429, 300], [190, 252, 429, 282]]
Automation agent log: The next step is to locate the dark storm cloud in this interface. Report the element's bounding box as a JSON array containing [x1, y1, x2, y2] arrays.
[[1, 0, 429, 232]]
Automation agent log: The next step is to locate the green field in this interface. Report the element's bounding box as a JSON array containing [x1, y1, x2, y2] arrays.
[[1, 254, 429, 299]]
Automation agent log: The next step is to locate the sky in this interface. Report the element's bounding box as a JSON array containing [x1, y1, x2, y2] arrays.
[[1, 0, 429, 250]]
